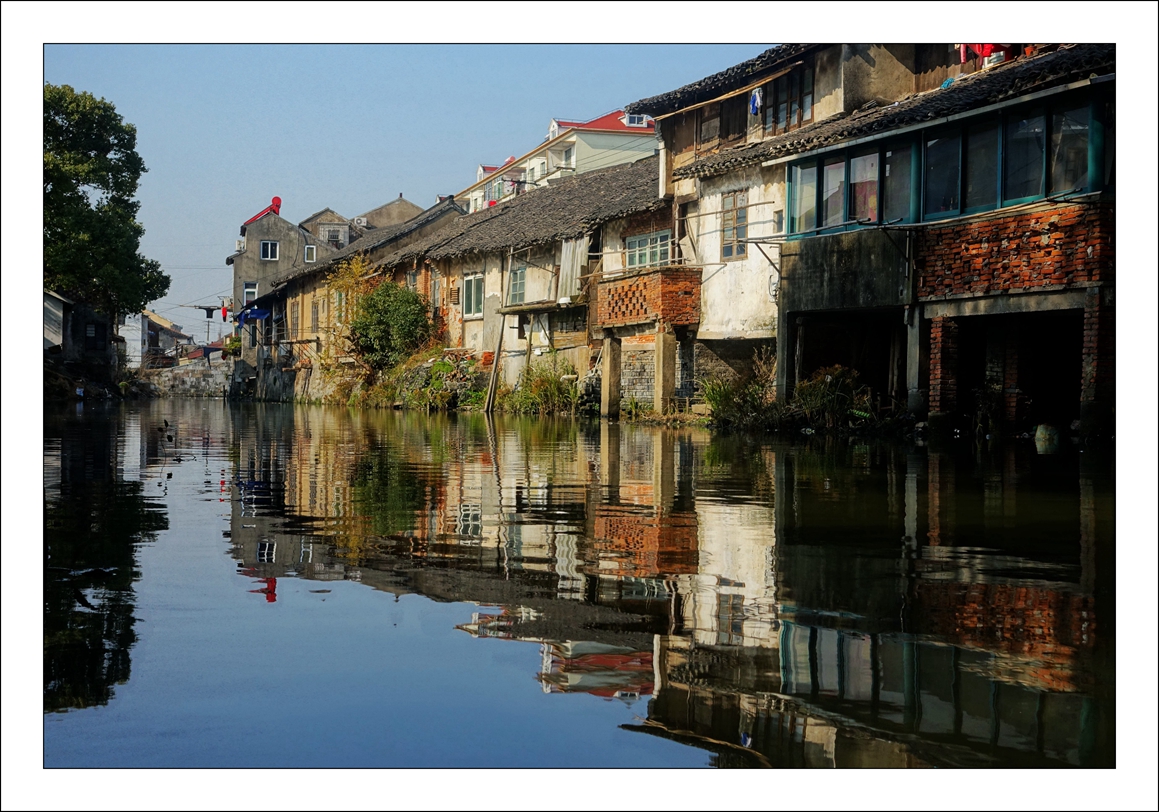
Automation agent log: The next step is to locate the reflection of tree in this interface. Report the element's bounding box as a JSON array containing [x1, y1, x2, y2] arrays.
[[44, 478, 167, 712], [349, 441, 432, 546]]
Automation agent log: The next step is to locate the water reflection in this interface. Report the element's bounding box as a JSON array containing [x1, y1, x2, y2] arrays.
[[222, 407, 1113, 768], [43, 405, 168, 712]]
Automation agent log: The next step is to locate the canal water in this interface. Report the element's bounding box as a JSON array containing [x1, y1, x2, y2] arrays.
[[42, 400, 1115, 769]]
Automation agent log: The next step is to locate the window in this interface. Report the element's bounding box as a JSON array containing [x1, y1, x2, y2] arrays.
[[699, 102, 720, 144], [310, 300, 319, 332], [406, 268, 418, 289], [257, 542, 276, 563], [822, 157, 846, 227], [626, 113, 649, 127], [260, 240, 278, 261], [790, 163, 817, 233], [786, 93, 1103, 235], [563, 146, 574, 167], [248, 322, 257, 348], [626, 230, 671, 268], [304, 244, 316, 263], [326, 228, 342, 247], [765, 63, 814, 135], [850, 151, 879, 222], [456, 503, 482, 538], [244, 282, 258, 305], [464, 274, 484, 317], [720, 192, 748, 260], [965, 120, 1001, 211], [721, 95, 747, 141], [1050, 102, 1089, 194], [290, 301, 299, 339], [924, 131, 961, 217], [84, 322, 105, 351], [335, 291, 346, 323], [508, 267, 526, 305], [1004, 107, 1045, 202]]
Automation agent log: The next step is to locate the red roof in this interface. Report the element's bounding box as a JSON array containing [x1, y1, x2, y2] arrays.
[[555, 110, 655, 133]]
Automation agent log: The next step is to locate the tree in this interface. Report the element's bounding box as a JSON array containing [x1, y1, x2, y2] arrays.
[[349, 280, 432, 370], [43, 84, 169, 317]]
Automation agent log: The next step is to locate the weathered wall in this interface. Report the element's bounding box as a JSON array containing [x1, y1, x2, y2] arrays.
[[621, 335, 655, 404], [695, 166, 783, 339], [916, 202, 1113, 299], [781, 228, 912, 313], [841, 44, 916, 110], [148, 358, 234, 398]]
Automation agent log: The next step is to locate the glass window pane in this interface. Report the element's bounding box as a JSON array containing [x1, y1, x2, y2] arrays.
[[924, 133, 961, 216], [802, 67, 813, 121], [883, 145, 912, 222], [1005, 108, 1045, 200], [789, 73, 799, 126], [776, 80, 788, 129], [723, 244, 733, 258], [1050, 103, 1089, 193], [792, 163, 817, 233], [822, 158, 845, 227], [850, 152, 879, 222], [965, 120, 1000, 210]]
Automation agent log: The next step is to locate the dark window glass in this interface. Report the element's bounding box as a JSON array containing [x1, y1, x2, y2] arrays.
[[883, 144, 912, 222], [850, 151, 879, 222], [1005, 108, 1045, 201], [1050, 103, 1089, 193], [775, 79, 788, 130], [802, 66, 814, 122], [788, 73, 800, 127], [822, 158, 845, 227], [924, 133, 961, 216], [791, 162, 817, 233], [965, 120, 1000, 211]]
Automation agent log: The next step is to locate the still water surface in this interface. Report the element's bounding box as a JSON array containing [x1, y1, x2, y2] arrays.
[[43, 400, 1114, 768]]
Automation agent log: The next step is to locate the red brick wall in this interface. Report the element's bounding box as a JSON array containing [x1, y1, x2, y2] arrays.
[[1081, 297, 1115, 406], [917, 203, 1113, 299], [928, 316, 959, 414], [596, 268, 701, 328], [622, 209, 672, 238]]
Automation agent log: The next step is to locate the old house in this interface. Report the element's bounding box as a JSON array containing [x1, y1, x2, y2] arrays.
[[626, 44, 1115, 434], [119, 310, 194, 369], [232, 197, 466, 400], [376, 156, 673, 400], [457, 111, 657, 214]]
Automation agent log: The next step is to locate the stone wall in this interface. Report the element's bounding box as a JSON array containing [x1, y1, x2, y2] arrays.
[[148, 358, 234, 398], [621, 336, 654, 405]]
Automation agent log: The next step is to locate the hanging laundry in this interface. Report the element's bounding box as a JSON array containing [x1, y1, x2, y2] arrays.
[[749, 87, 763, 116]]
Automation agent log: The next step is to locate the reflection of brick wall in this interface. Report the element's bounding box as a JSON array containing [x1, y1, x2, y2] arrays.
[[597, 268, 701, 327], [592, 505, 698, 577], [913, 580, 1096, 692], [917, 203, 1113, 299]]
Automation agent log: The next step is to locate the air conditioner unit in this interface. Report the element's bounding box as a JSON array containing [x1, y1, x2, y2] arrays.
[[354, 217, 367, 226], [236, 239, 246, 252]]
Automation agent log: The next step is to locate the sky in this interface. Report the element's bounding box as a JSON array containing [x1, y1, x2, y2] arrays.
[[39, 41, 764, 340]]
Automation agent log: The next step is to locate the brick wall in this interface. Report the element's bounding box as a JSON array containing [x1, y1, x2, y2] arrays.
[[928, 316, 959, 414], [917, 202, 1113, 299], [596, 267, 701, 328], [622, 209, 672, 238], [1081, 296, 1115, 412]]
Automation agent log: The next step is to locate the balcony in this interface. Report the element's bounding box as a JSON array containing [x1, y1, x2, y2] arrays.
[[594, 264, 702, 329]]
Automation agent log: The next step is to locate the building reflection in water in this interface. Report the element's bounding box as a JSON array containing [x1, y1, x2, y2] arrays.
[[226, 407, 1113, 768]]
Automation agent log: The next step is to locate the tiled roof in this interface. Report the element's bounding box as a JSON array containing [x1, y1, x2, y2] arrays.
[[379, 155, 664, 266], [555, 110, 656, 133], [625, 44, 817, 118], [675, 44, 1114, 180]]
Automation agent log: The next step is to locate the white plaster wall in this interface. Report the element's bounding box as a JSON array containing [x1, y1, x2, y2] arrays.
[[120, 314, 145, 368], [694, 165, 785, 339], [574, 131, 657, 175]]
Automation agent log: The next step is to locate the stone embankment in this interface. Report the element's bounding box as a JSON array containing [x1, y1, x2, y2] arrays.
[[146, 359, 234, 398]]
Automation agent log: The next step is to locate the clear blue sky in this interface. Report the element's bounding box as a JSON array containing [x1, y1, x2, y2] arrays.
[[41, 43, 765, 338]]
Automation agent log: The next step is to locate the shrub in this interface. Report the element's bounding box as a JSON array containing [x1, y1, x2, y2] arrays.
[[349, 281, 431, 370]]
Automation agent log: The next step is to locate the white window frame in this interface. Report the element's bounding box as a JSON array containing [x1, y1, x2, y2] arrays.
[[260, 240, 279, 261], [244, 281, 258, 304], [508, 266, 526, 305], [625, 230, 672, 269], [304, 244, 316, 263], [626, 113, 649, 127], [463, 274, 484, 318], [563, 146, 574, 167]]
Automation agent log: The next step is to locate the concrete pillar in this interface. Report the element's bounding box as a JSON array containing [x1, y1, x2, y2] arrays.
[[600, 334, 621, 419], [654, 327, 676, 415], [905, 311, 925, 415]]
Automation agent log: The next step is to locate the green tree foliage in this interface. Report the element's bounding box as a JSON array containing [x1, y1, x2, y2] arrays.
[[349, 281, 431, 370], [44, 84, 169, 316]]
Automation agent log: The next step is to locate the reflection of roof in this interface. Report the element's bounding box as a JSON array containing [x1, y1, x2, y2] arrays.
[[673, 44, 1115, 181]]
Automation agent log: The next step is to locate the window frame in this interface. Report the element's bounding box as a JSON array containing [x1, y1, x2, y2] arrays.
[[259, 240, 279, 261], [720, 192, 748, 261], [508, 266, 526, 305], [764, 62, 815, 136], [463, 274, 484, 318], [243, 281, 258, 305], [625, 229, 672, 269], [304, 244, 316, 263]]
